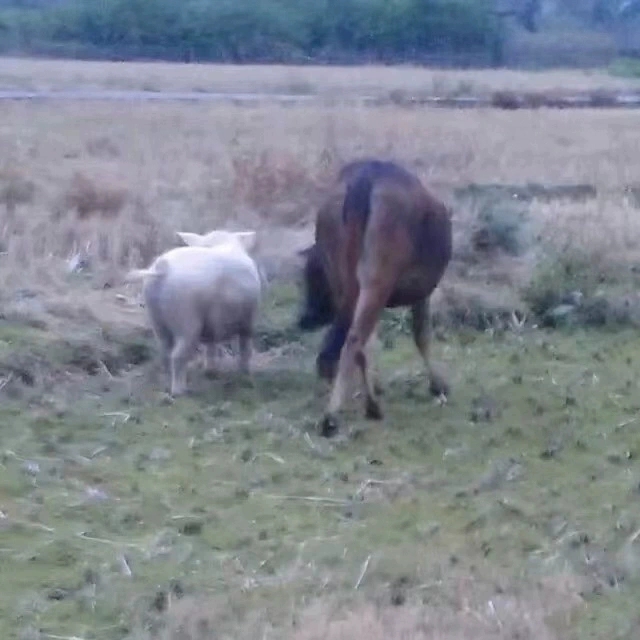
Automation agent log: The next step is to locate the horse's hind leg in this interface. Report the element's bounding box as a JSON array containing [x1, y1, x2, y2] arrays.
[[411, 297, 448, 398], [358, 330, 384, 420], [323, 284, 391, 435], [350, 288, 388, 418], [365, 327, 383, 396]]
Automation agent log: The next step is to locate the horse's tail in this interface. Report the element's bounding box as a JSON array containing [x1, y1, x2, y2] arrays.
[[338, 161, 414, 302], [341, 160, 411, 231], [341, 167, 377, 232]]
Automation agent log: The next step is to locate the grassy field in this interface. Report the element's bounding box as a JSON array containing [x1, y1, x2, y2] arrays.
[[1, 56, 640, 99], [1, 59, 640, 640]]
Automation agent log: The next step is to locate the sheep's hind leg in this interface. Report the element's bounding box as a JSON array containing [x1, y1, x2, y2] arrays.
[[238, 334, 252, 375], [234, 332, 257, 390], [169, 332, 200, 396], [149, 325, 173, 391], [203, 343, 219, 378], [237, 306, 256, 379]]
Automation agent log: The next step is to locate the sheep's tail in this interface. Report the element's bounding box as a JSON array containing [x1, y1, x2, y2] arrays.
[[124, 258, 169, 283]]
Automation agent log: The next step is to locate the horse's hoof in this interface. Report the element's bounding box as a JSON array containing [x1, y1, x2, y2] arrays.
[[239, 376, 256, 389], [373, 381, 384, 396], [160, 393, 175, 406], [169, 385, 189, 398], [317, 358, 337, 382], [428, 370, 450, 398], [365, 399, 383, 421], [320, 414, 340, 438]]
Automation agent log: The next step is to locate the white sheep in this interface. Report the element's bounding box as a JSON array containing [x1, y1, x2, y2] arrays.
[[125, 229, 262, 396]]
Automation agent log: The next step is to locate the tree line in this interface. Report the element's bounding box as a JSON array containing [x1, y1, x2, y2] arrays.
[[0, 0, 504, 65]]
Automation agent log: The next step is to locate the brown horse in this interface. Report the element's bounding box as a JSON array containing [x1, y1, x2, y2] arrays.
[[297, 159, 453, 436]]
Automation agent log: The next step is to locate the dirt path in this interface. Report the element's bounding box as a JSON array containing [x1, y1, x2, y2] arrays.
[[2, 89, 640, 109]]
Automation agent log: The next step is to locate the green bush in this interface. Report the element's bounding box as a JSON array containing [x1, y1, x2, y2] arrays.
[[609, 57, 640, 79], [471, 198, 531, 256], [522, 247, 603, 318], [0, 0, 504, 63]]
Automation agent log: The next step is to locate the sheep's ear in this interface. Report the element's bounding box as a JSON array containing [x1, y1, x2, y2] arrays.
[[176, 231, 204, 246], [234, 231, 258, 253], [200, 230, 231, 247]]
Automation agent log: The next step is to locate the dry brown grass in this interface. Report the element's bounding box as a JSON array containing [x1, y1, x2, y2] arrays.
[[0, 167, 35, 214], [535, 192, 640, 250], [1, 57, 640, 98], [62, 170, 128, 219], [154, 571, 587, 640], [1, 97, 639, 300]]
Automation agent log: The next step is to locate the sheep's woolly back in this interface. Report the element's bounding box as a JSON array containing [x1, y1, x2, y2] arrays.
[[124, 228, 260, 287], [134, 246, 261, 299], [176, 229, 258, 255]]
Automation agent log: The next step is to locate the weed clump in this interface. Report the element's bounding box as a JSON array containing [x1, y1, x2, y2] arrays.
[[63, 171, 128, 220], [435, 286, 518, 333], [85, 135, 121, 159], [254, 324, 304, 352], [523, 248, 599, 319], [491, 90, 521, 110], [0, 168, 36, 217], [455, 186, 532, 259], [230, 149, 334, 225], [119, 339, 154, 366], [470, 199, 530, 257], [577, 292, 640, 329], [522, 244, 640, 328], [150, 573, 585, 640]]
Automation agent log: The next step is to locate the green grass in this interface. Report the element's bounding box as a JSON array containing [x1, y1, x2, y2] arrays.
[[609, 57, 640, 79], [1, 283, 640, 639]]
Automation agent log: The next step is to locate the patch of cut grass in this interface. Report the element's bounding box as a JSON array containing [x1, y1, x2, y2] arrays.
[[1, 286, 639, 638]]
